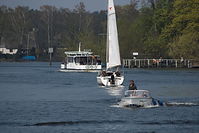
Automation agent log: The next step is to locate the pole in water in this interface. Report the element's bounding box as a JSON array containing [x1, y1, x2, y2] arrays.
[[49, 53, 52, 66], [48, 48, 53, 66]]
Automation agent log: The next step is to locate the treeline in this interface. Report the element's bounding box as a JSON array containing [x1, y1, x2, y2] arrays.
[[0, 0, 198, 61]]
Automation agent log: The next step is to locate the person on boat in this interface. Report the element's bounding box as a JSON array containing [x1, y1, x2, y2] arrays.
[[101, 70, 107, 76], [110, 74, 115, 84], [128, 80, 137, 90], [115, 71, 121, 77]]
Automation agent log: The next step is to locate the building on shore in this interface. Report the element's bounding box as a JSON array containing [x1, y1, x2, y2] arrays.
[[0, 45, 18, 55]]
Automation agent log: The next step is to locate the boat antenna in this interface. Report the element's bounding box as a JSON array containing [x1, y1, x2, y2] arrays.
[[78, 42, 81, 52]]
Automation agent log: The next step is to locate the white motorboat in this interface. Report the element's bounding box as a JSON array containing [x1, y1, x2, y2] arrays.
[[119, 90, 160, 108], [60, 43, 102, 72], [97, 0, 124, 86]]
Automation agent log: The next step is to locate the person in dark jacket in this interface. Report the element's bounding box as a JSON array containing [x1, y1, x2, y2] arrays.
[[128, 80, 137, 90], [110, 74, 115, 84]]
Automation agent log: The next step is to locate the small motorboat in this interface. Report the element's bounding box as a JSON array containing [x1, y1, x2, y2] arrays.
[[119, 90, 163, 108]]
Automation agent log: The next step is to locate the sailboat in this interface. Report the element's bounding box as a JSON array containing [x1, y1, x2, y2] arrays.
[[97, 0, 124, 86]]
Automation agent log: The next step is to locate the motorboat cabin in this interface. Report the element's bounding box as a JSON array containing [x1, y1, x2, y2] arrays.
[[60, 49, 102, 72]]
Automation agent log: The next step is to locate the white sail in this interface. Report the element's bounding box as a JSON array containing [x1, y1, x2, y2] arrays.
[[106, 0, 121, 69]]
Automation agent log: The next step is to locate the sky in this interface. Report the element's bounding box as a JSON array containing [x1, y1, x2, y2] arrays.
[[0, 0, 131, 11]]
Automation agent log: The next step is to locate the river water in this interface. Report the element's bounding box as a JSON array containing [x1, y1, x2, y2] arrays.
[[0, 62, 199, 133]]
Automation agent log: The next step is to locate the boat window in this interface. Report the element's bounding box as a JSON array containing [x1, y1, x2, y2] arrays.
[[125, 91, 150, 98], [67, 57, 73, 63], [79, 57, 87, 65], [75, 57, 80, 63], [68, 56, 101, 65], [97, 57, 101, 65], [87, 57, 92, 65]]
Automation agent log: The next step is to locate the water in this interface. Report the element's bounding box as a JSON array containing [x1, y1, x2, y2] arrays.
[[0, 62, 199, 133]]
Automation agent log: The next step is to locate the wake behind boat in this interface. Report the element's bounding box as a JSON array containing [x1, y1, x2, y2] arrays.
[[60, 43, 102, 72], [97, 0, 124, 86]]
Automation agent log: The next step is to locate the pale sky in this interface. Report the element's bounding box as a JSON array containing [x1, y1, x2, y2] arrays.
[[0, 0, 131, 11]]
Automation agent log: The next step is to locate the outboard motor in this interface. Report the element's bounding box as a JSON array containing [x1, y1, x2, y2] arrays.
[[152, 98, 164, 106]]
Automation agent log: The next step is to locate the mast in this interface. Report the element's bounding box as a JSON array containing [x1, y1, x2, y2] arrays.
[[106, 2, 109, 70], [78, 42, 81, 52]]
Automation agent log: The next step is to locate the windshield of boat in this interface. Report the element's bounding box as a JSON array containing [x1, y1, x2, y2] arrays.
[[125, 90, 151, 98]]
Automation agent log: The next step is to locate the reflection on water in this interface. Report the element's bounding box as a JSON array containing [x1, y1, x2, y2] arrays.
[[104, 85, 125, 96]]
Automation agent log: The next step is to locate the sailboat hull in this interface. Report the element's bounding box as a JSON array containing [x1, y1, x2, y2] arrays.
[[97, 75, 124, 86]]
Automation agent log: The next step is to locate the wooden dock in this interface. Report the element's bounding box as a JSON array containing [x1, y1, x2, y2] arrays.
[[122, 58, 194, 68]]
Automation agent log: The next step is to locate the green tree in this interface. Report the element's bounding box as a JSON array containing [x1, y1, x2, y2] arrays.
[[143, 0, 174, 58], [162, 0, 199, 59], [116, 3, 139, 58]]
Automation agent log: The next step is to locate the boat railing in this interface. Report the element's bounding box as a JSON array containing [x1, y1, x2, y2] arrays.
[[125, 90, 151, 98]]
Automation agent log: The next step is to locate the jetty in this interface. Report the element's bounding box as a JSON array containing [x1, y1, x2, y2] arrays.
[[122, 58, 197, 68]]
